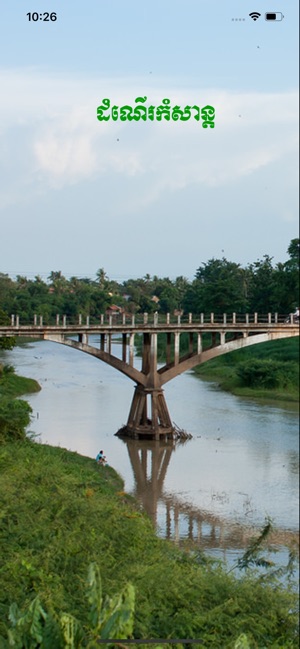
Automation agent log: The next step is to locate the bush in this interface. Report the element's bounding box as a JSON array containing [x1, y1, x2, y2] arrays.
[[0, 337, 16, 350], [237, 359, 297, 389], [3, 563, 135, 648], [0, 441, 298, 647], [0, 398, 32, 444], [2, 365, 15, 376]]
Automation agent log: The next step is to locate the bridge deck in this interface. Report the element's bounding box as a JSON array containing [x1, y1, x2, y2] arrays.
[[1, 314, 298, 440], [0, 322, 298, 337]]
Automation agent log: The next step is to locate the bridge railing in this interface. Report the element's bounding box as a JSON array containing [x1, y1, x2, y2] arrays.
[[5, 312, 299, 327]]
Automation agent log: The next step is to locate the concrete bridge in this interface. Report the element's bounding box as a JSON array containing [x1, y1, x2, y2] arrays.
[[0, 312, 298, 439]]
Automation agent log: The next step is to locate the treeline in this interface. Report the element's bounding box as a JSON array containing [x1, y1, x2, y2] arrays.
[[0, 239, 298, 324]]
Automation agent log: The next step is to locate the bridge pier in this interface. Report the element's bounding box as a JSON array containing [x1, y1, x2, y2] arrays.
[[125, 385, 174, 440], [2, 313, 298, 441], [121, 331, 176, 439]]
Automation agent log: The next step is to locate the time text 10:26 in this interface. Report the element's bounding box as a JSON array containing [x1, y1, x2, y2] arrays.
[[26, 12, 57, 21]]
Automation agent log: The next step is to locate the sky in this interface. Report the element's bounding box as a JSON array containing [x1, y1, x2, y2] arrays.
[[0, 0, 298, 282]]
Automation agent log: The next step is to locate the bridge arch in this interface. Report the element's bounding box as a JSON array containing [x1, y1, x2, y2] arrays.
[[41, 326, 299, 439], [0, 314, 298, 439], [44, 334, 147, 386], [159, 330, 298, 384]]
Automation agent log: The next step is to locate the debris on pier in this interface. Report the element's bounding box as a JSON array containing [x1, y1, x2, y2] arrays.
[[172, 422, 193, 441], [115, 422, 192, 441]]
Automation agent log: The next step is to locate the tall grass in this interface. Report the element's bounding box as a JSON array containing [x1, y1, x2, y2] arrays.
[[0, 364, 40, 444], [0, 365, 298, 646], [0, 439, 298, 646]]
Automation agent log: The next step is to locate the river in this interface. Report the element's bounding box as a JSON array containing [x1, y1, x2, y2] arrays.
[[1, 337, 299, 572]]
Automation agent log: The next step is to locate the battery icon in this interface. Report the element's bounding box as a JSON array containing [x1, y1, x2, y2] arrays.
[[265, 12, 284, 20]]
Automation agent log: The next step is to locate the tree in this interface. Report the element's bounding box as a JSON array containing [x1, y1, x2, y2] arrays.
[[184, 258, 247, 313], [247, 255, 277, 313], [247, 241, 299, 314], [0, 309, 16, 349], [95, 268, 109, 290], [0, 273, 14, 314], [48, 271, 68, 294], [274, 238, 300, 312], [15, 275, 29, 289], [286, 238, 300, 271]]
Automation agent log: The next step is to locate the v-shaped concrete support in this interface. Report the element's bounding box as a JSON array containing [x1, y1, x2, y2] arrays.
[[124, 332, 174, 439]]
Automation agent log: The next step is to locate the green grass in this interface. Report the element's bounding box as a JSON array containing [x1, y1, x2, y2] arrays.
[[0, 365, 299, 647], [0, 364, 41, 445], [0, 438, 298, 647], [194, 338, 299, 403], [0, 364, 41, 398]]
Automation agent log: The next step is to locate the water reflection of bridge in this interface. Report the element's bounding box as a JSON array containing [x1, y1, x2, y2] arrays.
[[122, 438, 299, 552]]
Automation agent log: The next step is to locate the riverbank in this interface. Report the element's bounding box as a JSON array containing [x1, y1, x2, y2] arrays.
[[0, 362, 298, 649], [0, 363, 41, 445], [0, 362, 41, 398], [0, 437, 298, 647], [193, 338, 299, 404], [0, 371, 299, 646]]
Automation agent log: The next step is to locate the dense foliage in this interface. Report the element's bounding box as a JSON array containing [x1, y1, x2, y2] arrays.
[[236, 358, 297, 389], [5, 562, 136, 648], [193, 337, 299, 401], [0, 310, 15, 350], [0, 364, 40, 444], [0, 239, 298, 323], [0, 439, 298, 648]]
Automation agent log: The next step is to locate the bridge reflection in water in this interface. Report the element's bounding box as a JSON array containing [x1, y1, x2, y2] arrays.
[[120, 438, 299, 553]]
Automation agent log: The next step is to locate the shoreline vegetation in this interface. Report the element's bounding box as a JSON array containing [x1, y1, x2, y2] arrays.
[[134, 335, 299, 405], [0, 366, 299, 646], [0, 363, 40, 446], [193, 338, 299, 405]]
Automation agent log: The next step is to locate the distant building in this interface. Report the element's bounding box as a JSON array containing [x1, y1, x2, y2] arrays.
[[105, 304, 124, 317]]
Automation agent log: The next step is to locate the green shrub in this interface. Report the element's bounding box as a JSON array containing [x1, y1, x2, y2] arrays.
[[0, 398, 32, 444], [0, 441, 298, 647], [0, 337, 16, 351], [2, 365, 15, 376], [237, 359, 297, 389], [3, 563, 135, 648]]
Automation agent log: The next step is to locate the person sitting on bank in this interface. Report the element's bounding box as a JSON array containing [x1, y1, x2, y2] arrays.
[[96, 450, 107, 465]]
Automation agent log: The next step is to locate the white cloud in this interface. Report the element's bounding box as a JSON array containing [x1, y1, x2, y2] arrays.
[[34, 120, 97, 186], [0, 68, 298, 207]]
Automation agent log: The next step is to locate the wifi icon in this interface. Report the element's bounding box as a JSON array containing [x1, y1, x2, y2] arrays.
[[249, 12, 261, 21]]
